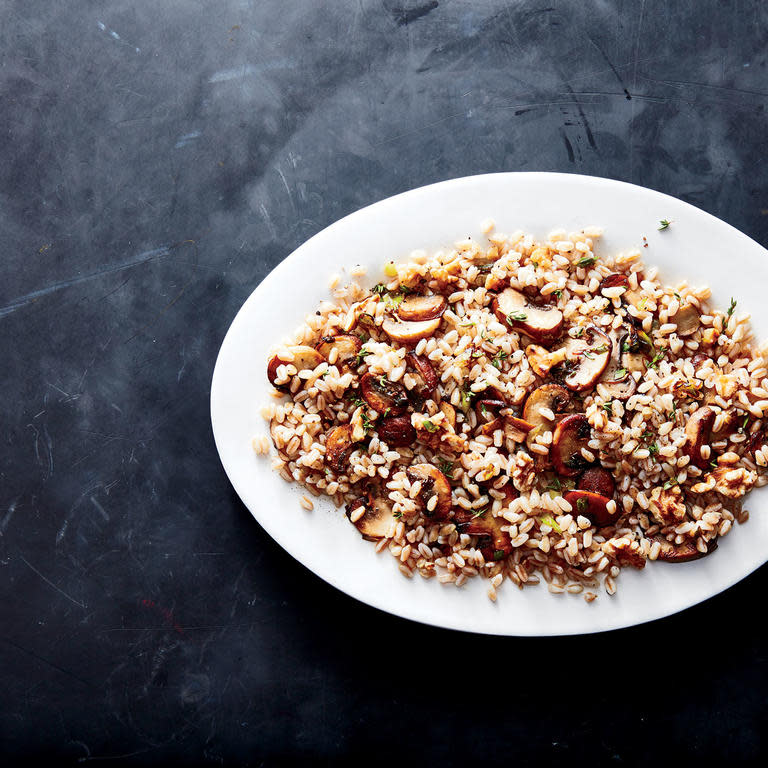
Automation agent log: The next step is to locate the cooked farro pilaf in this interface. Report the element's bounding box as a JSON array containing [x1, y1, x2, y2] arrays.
[[259, 225, 768, 602]]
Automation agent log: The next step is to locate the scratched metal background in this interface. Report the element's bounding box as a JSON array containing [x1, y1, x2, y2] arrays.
[[2, 0, 768, 764]]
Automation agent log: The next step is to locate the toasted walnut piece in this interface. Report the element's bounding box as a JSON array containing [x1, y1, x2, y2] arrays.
[[710, 466, 757, 499], [607, 538, 646, 569], [525, 344, 568, 377], [649, 485, 687, 525]]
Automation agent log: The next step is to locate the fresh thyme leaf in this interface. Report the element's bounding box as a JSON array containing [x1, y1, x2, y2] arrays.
[[355, 348, 372, 366], [622, 340, 631, 352], [613, 368, 627, 380], [361, 414, 374, 432], [573, 326, 585, 338], [663, 478, 678, 490], [648, 348, 667, 369], [437, 458, 454, 478], [472, 508, 487, 519], [506, 310, 528, 322], [480, 403, 488, 415], [491, 350, 508, 369], [648, 442, 659, 457], [553, 289, 563, 298], [659, 219, 672, 231], [592, 345, 608, 354], [422, 420, 439, 433], [602, 401, 614, 413], [392, 509, 403, 519], [576, 497, 588, 513], [545, 477, 562, 493], [372, 283, 387, 294], [493, 550, 506, 561], [726, 297, 737, 321], [576, 255, 596, 267]]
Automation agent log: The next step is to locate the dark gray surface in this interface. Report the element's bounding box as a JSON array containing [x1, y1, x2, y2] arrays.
[[2, 0, 768, 764]]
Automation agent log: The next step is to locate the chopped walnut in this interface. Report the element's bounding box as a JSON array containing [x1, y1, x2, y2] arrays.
[[649, 485, 687, 526], [605, 537, 646, 569], [525, 344, 568, 377], [511, 451, 537, 493], [711, 465, 757, 499]]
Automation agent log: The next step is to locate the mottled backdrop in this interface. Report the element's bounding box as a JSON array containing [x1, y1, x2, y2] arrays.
[[2, 0, 767, 764]]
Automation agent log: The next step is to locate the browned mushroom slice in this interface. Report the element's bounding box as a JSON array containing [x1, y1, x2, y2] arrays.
[[560, 327, 612, 391], [683, 405, 715, 469], [346, 495, 397, 541], [406, 463, 452, 520], [475, 398, 506, 421], [600, 273, 629, 290], [599, 329, 638, 400], [397, 294, 447, 322], [670, 303, 700, 337], [492, 287, 564, 345], [382, 317, 441, 344], [376, 415, 416, 447], [577, 467, 615, 498], [405, 352, 439, 395], [506, 416, 535, 435], [315, 334, 362, 365], [267, 345, 325, 389], [360, 372, 409, 416], [563, 489, 617, 526], [522, 383, 572, 431], [325, 424, 357, 471], [551, 414, 592, 477], [454, 508, 512, 561], [525, 344, 568, 378], [653, 535, 718, 563]]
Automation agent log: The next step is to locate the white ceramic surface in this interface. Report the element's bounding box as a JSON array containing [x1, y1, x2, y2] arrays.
[[210, 172, 768, 636]]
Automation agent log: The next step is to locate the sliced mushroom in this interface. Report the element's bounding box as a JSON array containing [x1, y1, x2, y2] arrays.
[[559, 326, 612, 391], [346, 494, 397, 541], [360, 372, 409, 416], [267, 345, 325, 389], [382, 317, 441, 344], [683, 405, 715, 469], [397, 294, 447, 322], [522, 383, 572, 431], [577, 467, 615, 498], [525, 344, 568, 377], [475, 398, 507, 422], [653, 535, 718, 563], [325, 424, 357, 471], [563, 489, 617, 526], [492, 287, 564, 345], [670, 303, 700, 337], [599, 329, 638, 400], [405, 352, 439, 395], [406, 464, 452, 520], [551, 414, 593, 477], [600, 273, 629, 290], [376, 415, 416, 447], [454, 508, 512, 561], [315, 334, 362, 365]]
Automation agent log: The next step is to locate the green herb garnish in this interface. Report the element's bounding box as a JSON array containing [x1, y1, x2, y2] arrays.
[[459, 387, 476, 411], [491, 350, 508, 369], [437, 458, 454, 478], [553, 289, 563, 298], [648, 443, 660, 458], [422, 420, 439, 433], [361, 414, 374, 432], [576, 497, 588, 513], [648, 348, 667, 369], [662, 478, 678, 490], [372, 283, 387, 294], [539, 514, 562, 533], [472, 508, 487, 519], [573, 327, 585, 338], [613, 368, 627, 380], [602, 402, 614, 413], [658, 219, 672, 231], [506, 311, 528, 323], [726, 298, 737, 322], [355, 348, 372, 366], [576, 255, 596, 267]]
